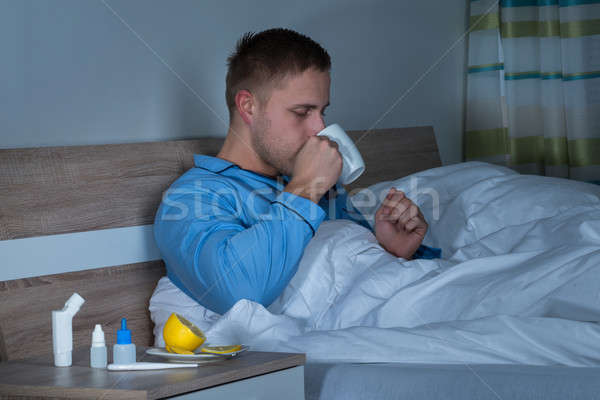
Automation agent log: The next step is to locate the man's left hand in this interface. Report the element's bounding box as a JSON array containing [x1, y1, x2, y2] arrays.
[[374, 188, 427, 259]]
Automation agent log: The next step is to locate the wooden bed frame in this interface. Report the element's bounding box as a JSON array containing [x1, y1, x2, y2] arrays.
[[0, 126, 441, 362]]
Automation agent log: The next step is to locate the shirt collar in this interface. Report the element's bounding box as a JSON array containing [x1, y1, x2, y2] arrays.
[[193, 154, 290, 187], [193, 154, 237, 173]]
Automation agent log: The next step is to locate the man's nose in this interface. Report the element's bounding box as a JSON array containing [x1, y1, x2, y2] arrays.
[[309, 114, 326, 136]]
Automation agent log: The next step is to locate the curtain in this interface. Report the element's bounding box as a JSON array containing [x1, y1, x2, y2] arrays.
[[465, 0, 600, 183]]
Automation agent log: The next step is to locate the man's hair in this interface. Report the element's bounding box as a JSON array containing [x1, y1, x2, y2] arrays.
[[225, 28, 331, 121]]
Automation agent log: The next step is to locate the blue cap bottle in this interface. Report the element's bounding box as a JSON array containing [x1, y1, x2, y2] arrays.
[[113, 318, 136, 364], [117, 318, 132, 344]]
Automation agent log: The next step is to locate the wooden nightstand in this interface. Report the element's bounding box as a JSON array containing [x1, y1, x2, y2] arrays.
[[0, 347, 305, 399]]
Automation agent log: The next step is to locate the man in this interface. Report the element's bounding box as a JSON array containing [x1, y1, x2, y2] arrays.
[[154, 28, 439, 316]]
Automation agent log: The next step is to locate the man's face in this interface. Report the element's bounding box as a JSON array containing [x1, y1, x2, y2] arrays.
[[250, 68, 330, 176]]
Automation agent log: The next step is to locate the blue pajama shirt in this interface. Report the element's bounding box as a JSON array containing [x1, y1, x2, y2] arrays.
[[154, 154, 441, 315]]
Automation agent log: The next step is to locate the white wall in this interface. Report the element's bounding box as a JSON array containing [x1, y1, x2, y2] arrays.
[[1, 0, 469, 164]]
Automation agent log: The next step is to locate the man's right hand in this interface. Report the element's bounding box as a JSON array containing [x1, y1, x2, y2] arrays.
[[284, 136, 342, 203]]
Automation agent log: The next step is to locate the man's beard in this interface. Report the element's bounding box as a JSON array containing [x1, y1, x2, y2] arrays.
[[252, 115, 295, 177]]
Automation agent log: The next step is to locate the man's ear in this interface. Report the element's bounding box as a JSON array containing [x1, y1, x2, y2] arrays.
[[235, 89, 256, 125]]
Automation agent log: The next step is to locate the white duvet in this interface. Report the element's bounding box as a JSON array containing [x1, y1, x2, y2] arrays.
[[150, 162, 600, 366]]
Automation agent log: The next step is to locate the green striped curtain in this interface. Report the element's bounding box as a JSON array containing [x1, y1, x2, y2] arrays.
[[465, 0, 600, 183]]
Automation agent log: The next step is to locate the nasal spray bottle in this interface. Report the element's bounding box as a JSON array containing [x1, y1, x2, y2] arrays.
[[113, 318, 136, 364], [52, 293, 85, 367]]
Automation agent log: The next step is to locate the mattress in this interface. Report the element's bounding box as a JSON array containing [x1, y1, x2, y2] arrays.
[[304, 362, 600, 400]]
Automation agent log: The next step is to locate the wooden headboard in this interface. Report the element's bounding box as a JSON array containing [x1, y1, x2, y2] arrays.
[[0, 126, 440, 361]]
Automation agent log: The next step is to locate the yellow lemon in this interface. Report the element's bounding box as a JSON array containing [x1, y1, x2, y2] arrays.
[[200, 345, 242, 354], [163, 313, 206, 354]]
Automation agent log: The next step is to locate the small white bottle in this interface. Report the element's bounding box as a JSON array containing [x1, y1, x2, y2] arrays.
[[113, 318, 136, 364], [90, 324, 107, 368]]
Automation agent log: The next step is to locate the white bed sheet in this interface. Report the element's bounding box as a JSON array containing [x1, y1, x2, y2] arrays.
[[150, 162, 600, 367]]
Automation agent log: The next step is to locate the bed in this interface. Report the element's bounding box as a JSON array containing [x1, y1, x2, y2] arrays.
[[2, 126, 600, 399]]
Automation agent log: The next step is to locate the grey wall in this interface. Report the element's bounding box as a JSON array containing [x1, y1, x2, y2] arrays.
[[1, 0, 468, 164]]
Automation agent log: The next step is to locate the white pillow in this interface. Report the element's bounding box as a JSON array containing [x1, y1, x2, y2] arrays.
[[350, 161, 600, 258], [350, 161, 516, 227], [349, 161, 517, 251]]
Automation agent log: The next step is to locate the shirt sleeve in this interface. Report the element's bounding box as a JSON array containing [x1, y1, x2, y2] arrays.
[[320, 184, 374, 230], [154, 179, 326, 315], [323, 185, 442, 260]]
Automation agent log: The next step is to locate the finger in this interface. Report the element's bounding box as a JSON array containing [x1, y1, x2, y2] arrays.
[[405, 216, 428, 234], [382, 190, 408, 215], [380, 205, 399, 221], [375, 204, 393, 222], [383, 188, 404, 204], [404, 217, 419, 232], [317, 136, 339, 149], [398, 204, 419, 225], [386, 197, 413, 222], [391, 196, 424, 223], [378, 189, 402, 221]]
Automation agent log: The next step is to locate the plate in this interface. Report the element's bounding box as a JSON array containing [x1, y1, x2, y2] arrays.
[[145, 345, 249, 363]]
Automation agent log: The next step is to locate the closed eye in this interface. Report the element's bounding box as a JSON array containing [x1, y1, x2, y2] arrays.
[[293, 111, 326, 118]]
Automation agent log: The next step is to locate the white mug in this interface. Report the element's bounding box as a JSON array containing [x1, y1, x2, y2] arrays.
[[317, 124, 365, 185]]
